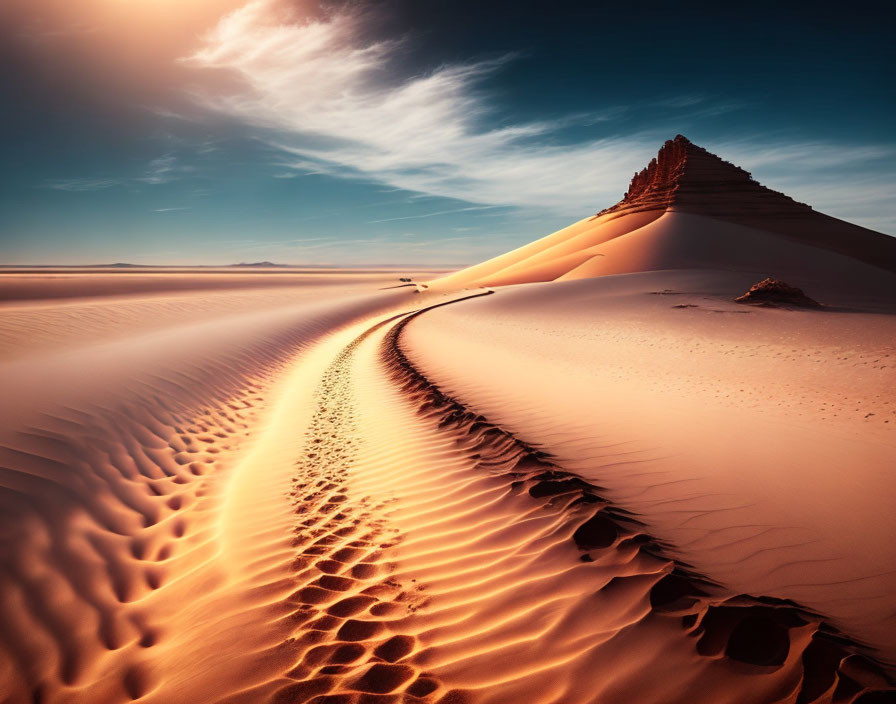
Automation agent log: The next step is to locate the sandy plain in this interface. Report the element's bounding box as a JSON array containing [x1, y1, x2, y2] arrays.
[[0, 256, 894, 704]]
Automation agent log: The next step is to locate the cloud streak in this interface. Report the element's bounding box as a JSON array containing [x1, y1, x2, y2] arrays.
[[43, 177, 122, 192], [42, 154, 191, 192], [185, 0, 656, 213], [367, 205, 503, 224], [185, 0, 895, 230]]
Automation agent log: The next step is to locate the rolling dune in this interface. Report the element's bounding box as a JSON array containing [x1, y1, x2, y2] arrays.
[[4, 142, 896, 704], [401, 135, 896, 699], [2, 254, 894, 702], [402, 272, 896, 675], [428, 136, 896, 293], [0, 274, 411, 702]]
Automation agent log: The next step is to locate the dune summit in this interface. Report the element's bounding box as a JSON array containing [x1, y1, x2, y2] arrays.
[[429, 135, 896, 291]]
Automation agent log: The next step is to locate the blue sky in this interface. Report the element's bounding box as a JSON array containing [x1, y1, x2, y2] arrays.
[[1, 0, 894, 265]]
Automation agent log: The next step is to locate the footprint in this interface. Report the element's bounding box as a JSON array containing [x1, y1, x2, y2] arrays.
[[351, 663, 416, 694], [336, 619, 385, 641], [327, 595, 378, 617], [374, 635, 415, 663]]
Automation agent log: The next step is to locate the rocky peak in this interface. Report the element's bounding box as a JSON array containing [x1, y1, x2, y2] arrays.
[[598, 135, 812, 218]]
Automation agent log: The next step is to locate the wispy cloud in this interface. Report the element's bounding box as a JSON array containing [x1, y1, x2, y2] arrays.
[[655, 95, 706, 109], [21, 21, 102, 41], [185, 1, 656, 213], [43, 177, 122, 192], [184, 0, 895, 231], [367, 205, 503, 224], [138, 154, 189, 185], [42, 154, 191, 193], [717, 141, 896, 171]]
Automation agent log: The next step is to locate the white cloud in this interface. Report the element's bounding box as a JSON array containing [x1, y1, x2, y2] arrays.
[[139, 154, 189, 185], [185, 0, 656, 213], [711, 141, 896, 231], [717, 141, 895, 172], [185, 0, 896, 232], [43, 154, 190, 192]]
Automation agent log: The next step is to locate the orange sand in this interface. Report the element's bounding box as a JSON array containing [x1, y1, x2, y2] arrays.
[[1, 234, 895, 704], [405, 270, 896, 660]]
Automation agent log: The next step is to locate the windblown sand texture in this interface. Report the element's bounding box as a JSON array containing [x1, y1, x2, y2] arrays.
[[2, 139, 896, 704]]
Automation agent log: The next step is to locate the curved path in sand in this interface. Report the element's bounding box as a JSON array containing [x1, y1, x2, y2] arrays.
[[1, 278, 894, 703]]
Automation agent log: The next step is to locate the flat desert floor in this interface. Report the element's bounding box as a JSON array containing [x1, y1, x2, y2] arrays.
[[1, 268, 894, 703]]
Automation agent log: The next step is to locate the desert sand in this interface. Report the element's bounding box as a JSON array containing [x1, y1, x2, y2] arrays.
[[2, 139, 896, 704]]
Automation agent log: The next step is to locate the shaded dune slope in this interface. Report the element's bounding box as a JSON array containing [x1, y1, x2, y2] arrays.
[[2, 275, 894, 703], [430, 136, 896, 292], [380, 297, 896, 703], [255, 294, 896, 703], [554, 211, 896, 297], [0, 289, 406, 703]]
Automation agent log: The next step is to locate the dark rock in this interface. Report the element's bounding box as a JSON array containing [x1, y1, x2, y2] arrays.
[[735, 278, 821, 308], [597, 135, 812, 219]]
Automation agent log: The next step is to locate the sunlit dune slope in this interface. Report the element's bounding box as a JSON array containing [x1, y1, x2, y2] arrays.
[[2, 269, 895, 702], [0, 276, 409, 703], [404, 269, 896, 664], [429, 135, 896, 291]]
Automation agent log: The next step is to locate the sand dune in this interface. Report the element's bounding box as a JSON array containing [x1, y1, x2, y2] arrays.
[[3, 173, 896, 704], [402, 271, 896, 675], [430, 209, 896, 295], [0, 269, 444, 303], [0, 274, 412, 702], [429, 136, 896, 292], [1, 270, 894, 702], [555, 211, 896, 294]]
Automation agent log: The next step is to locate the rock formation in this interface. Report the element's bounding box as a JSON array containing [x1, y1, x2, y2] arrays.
[[428, 135, 896, 290], [735, 278, 821, 307], [593, 135, 896, 274], [598, 135, 812, 219]]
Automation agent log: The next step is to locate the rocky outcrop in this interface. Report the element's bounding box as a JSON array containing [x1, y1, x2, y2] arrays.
[[598, 135, 812, 219], [735, 278, 821, 307], [590, 135, 896, 275], [430, 135, 896, 290]]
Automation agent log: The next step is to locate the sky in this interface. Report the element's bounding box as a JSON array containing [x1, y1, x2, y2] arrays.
[[1, 0, 894, 266]]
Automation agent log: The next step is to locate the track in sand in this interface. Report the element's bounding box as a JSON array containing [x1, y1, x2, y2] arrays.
[[216, 294, 896, 703], [2, 290, 893, 703]]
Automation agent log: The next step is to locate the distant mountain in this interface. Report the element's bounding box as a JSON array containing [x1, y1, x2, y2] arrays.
[[230, 261, 287, 268], [430, 135, 896, 289]]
